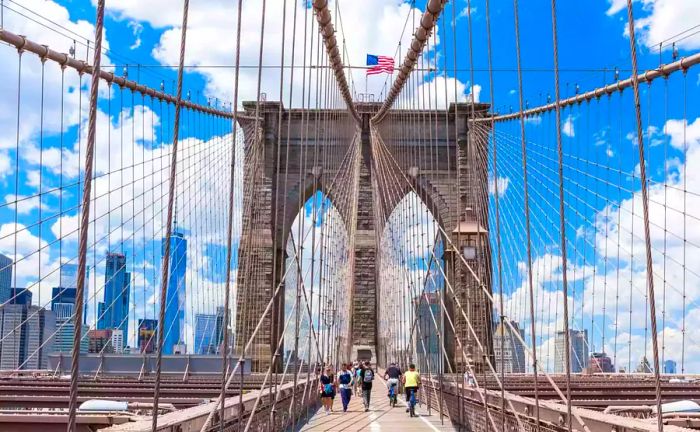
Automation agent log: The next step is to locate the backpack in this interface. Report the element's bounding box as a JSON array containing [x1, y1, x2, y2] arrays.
[[339, 371, 352, 385], [363, 369, 374, 383]]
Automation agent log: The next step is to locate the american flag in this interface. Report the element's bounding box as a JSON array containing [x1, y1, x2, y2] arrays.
[[366, 54, 394, 75]]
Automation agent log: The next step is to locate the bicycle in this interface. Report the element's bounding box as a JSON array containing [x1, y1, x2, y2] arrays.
[[407, 387, 418, 417], [387, 379, 398, 407]]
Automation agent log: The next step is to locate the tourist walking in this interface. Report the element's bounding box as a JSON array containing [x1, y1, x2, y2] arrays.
[[359, 360, 375, 411], [353, 361, 363, 397], [319, 366, 336, 415], [337, 363, 354, 412]]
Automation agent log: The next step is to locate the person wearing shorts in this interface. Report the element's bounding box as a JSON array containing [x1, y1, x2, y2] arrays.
[[319, 366, 336, 414]]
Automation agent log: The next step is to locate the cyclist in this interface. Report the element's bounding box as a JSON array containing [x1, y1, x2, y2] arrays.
[[384, 362, 402, 407], [402, 363, 421, 417]]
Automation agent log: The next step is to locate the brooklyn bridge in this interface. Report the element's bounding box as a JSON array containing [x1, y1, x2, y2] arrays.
[[0, 0, 699, 430]]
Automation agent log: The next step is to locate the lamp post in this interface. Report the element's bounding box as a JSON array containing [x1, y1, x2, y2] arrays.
[[451, 210, 489, 373]]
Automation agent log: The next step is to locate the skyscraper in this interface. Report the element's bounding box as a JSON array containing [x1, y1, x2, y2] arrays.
[[60, 264, 78, 288], [0, 290, 55, 370], [97, 253, 131, 340], [51, 287, 88, 354], [493, 320, 526, 373], [0, 254, 12, 304], [664, 359, 677, 374], [415, 293, 441, 373], [555, 329, 589, 373], [138, 319, 157, 354], [215, 306, 227, 353], [162, 231, 186, 355], [194, 313, 217, 354], [57, 263, 89, 324]]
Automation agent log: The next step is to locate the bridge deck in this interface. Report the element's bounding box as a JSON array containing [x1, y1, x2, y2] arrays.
[[300, 379, 456, 432]]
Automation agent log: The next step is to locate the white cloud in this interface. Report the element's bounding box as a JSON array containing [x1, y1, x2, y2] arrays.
[[665, 117, 700, 150], [458, 6, 477, 19], [0, 223, 60, 306], [0, 0, 111, 181], [585, 116, 700, 366], [4, 194, 43, 215], [606, 0, 628, 16], [103, 0, 467, 107], [562, 114, 575, 137], [524, 116, 542, 126], [128, 21, 143, 50], [609, 0, 700, 50], [402, 76, 478, 108], [488, 176, 510, 197]]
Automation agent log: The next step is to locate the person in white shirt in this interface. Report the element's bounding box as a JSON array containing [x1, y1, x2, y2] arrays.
[[337, 363, 354, 412]]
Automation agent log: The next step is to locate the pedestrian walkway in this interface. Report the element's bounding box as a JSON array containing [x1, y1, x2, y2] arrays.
[[299, 378, 456, 431]]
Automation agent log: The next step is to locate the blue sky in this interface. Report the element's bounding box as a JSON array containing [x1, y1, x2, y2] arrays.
[[0, 0, 699, 369]]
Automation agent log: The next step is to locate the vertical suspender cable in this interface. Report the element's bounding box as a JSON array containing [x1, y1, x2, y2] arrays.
[[218, 0, 244, 429], [513, 0, 541, 429], [484, 0, 508, 427], [548, 1, 572, 430], [152, 1, 189, 430], [624, 1, 663, 430], [67, 1, 105, 430]]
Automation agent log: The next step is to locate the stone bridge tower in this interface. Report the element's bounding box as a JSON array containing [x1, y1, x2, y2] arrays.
[[235, 101, 493, 373]]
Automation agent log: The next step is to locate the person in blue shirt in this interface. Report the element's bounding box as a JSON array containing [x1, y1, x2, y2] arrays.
[[337, 363, 354, 412]]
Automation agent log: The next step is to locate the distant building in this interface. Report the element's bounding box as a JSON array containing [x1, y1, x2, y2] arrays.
[[88, 329, 114, 354], [0, 291, 55, 370], [59, 264, 78, 289], [8, 287, 32, 306], [636, 356, 653, 373], [173, 343, 187, 355], [97, 253, 131, 338], [111, 329, 124, 353], [554, 329, 588, 373], [57, 263, 89, 324], [589, 352, 614, 373], [0, 254, 12, 303], [415, 292, 441, 373], [138, 319, 158, 354], [53, 321, 89, 355], [195, 313, 218, 354], [664, 360, 677, 374], [51, 287, 89, 354], [163, 231, 187, 355], [493, 320, 526, 373], [215, 306, 231, 353]]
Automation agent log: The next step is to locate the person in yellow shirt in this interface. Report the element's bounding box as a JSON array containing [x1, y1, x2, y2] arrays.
[[402, 363, 421, 415]]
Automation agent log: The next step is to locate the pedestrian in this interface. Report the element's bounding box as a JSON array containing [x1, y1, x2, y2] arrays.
[[360, 360, 375, 411], [353, 361, 363, 397], [464, 370, 476, 387], [337, 362, 354, 412], [319, 366, 336, 415]]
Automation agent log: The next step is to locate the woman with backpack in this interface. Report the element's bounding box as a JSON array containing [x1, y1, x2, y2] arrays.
[[337, 363, 354, 412], [319, 366, 336, 414]]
